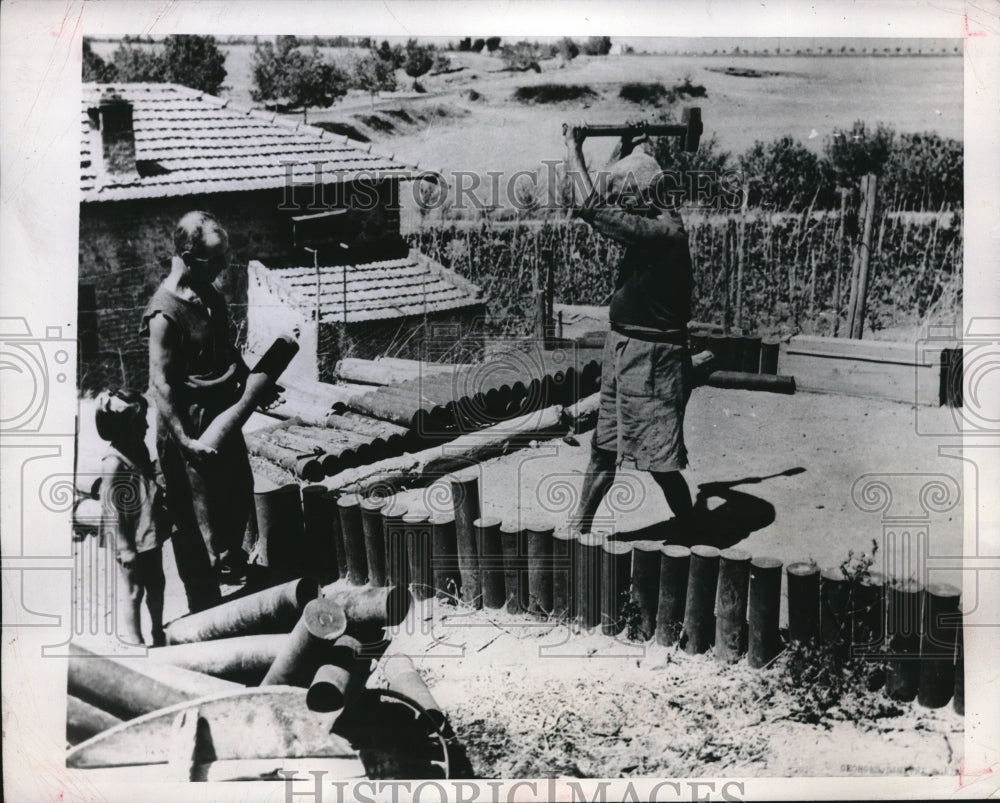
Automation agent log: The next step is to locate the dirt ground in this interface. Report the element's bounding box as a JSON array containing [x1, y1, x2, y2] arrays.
[[75, 383, 965, 777]]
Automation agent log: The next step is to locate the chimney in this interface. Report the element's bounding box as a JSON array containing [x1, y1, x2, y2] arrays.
[[87, 93, 137, 183]]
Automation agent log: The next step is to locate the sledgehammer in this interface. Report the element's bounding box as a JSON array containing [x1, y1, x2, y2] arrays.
[[566, 107, 703, 152]]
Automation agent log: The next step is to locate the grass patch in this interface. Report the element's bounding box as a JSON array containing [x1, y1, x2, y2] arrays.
[[355, 114, 395, 134], [313, 121, 370, 143], [513, 84, 598, 104]]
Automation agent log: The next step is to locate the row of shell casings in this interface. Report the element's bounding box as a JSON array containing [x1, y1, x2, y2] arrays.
[[246, 418, 411, 482], [346, 355, 603, 434], [693, 331, 781, 375]]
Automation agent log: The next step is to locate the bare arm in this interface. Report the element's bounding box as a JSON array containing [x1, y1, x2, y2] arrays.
[[562, 124, 595, 203], [100, 456, 137, 563], [147, 313, 216, 459], [582, 205, 688, 247]]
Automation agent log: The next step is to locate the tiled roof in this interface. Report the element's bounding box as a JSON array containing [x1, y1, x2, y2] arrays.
[[250, 250, 483, 324], [81, 83, 416, 203]]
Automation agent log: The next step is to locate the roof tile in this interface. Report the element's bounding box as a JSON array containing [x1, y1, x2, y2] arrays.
[[82, 83, 416, 203]]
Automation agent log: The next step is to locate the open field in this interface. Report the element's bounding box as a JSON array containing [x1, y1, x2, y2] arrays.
[[90, 41, 962, 183]]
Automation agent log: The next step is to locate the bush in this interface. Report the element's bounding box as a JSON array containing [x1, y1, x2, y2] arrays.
[[485, 37, 502, 53], [581, 36, 612, 56], [512, 84, 597, 104], [739, 137, 832, 211], [881, 132, 963, 211], [407, 212, 962, 338], [823, 120, 895, 187], [619, 82, 675, 105]]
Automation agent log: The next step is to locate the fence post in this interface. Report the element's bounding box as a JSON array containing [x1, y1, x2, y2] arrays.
[[847, 174, 878, 340]]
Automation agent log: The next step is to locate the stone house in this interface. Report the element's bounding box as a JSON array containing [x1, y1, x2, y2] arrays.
[[79, 82, 483, 390]]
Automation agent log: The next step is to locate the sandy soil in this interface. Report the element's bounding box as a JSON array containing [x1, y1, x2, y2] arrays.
[[74, 382, 965, 778]]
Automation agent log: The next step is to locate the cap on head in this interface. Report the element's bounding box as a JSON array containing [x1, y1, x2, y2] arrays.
[[606, 153, 663, 204], [95, 389, 147, 443]]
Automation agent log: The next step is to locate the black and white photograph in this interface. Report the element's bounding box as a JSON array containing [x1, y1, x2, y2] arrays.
[[2, 2, 998, 801]]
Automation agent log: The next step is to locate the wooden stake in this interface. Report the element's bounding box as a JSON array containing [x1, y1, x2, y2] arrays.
[[600, 540, 633, 636], [918, 582, 961, 708], [630, 541, 662, 641], [715, 548, 751, 663], [786, 562, 820, 643], [747, 556, 782, 668], [683, 545, 720, 654]]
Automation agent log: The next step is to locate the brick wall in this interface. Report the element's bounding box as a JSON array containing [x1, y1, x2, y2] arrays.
[[79, 181, 402, 392]]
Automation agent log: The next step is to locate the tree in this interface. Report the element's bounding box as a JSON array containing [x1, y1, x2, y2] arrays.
[[353, 51, 398, 106], [458, 37, 472, 52], [485, 37, 501, 53], [378, 40, 404, 68], [251, 38, 347, 122], [557, 37, 579, 63], [83, 38, 117, 82], [403, 39, 434, 89], [160, 35, 228, 95], [582, 36, 613, 56], [285, 46, 348, 122], [822, 120, 895, 188], [111, 35, 165, 82], [472, 38, 486, 53]]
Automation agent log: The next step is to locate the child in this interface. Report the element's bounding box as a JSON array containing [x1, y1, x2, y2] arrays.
[[96, 389, 168, 646]]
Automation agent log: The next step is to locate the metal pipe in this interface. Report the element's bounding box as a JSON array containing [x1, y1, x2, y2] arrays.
[[382, 654, 446, 734], [165, 577, 320, 645], [820, 566, 850, 655], [655, 545, 690, 646], [322, 490, 348, 580], [526, 523, 555, 616], [918, 582, 961, 708], [886, 580, 922, 702], [451, 474, 482, 608], [715, 548, 751, 663], [601, 540, 633, 636], [704, 371, 796, 394], [146, 634, 287, 684], [306, 635, 368, 713], [853, 571, 887, 658], [551, 527, 576, 620], [759, 338, 780, 375], [360, 496, 388, 587], [68, 642, 241, 720], [67, 695, 125, 745], [321, 579, 412, 630], [261, 597, 348, 687], [576, 531, 605, 629], [740, 334, 762, 374], [430, 513, 460, 602], [382, 498, 410, 592], [786, 562, 821, 643], [405, 511, 433, 601], [747, 556, 782, 668], [253, 481, 306, 579], [953, 624, 964, 715], [683, 545, 720, 654], [476, 517, 506, 610], [630, 541, 661, 642], [303, 486, 340, 584], [336, 494, 368, 586]]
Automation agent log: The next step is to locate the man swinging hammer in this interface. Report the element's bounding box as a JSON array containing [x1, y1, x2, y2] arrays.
[[563, 124, 695, 535]]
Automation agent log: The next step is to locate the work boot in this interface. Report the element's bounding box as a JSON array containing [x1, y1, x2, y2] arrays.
[[213, 548, 248, 586]]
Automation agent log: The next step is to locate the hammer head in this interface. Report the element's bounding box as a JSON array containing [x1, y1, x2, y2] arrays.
[[681, 107, 703, 152]]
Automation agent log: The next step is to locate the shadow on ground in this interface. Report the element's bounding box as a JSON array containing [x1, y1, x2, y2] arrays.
[[615, 467, 806, 550]]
